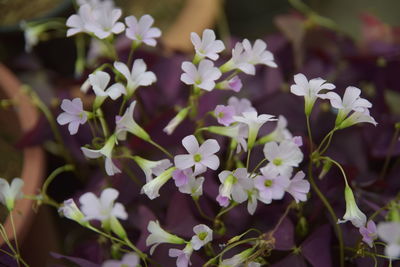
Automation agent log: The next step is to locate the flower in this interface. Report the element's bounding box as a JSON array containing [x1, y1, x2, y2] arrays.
[[338, 185, 367, 228], [169, 243, 193, 267], [254, 166, 290, 204], [58, 199, 86, 225], [338, 109, 377, 129], [286, 171, 310, 203], [0, 178, 24, 211], [191, 29, 225, 61], [205, 124, 248, 153], [102, 253, 140, 267], [79, 188, 127, 223], [258, 115, 293, 144], [141, 167, 175, 200], [88, 71, 126, 108], [146, 220, 186, 254], [220, 39, 277, 75], [113, 60, 156, 97], [57, 98, 88, 135], [323, 86, 372, 124], [132, 156, 172, 182], [263, 140, 304, 177], [125, 15, 161, 47], [180, 60, 222, 91], [228, 97, 256, 116], [217, 76, 242, 92], [359, 220, 377, 248], [290, 73, 336, 115], [66, 4, 93, 37], [377, 221, 400, 259], [177, 174, 205, 199], [85, 5, 125, 39], [190, 224, 213, 250], [81, 135, 121, 176], [115, 101, 151, 141], [246, 189, 259, 215], [214, 105, 235, 126], [172, 168, 192, 187], [219, 248, 259, 267], [163, 106, 191, 135], [234, 111, 276, 150], [174, 135, 220, 175], [217, 168, 253, 206]]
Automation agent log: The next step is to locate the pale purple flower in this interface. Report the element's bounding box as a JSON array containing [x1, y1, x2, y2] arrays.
[[102, 253, 140, 267], [79, 188, 127, 222], [132, 156, 172, 182], [0, 178, 23, 211], [81, 135, 121, 176], [290, 73, 336, 115], [172, 168, 192, 187], [174, 135, 220, 175], [377, 221, 400, 259], [141, 167, 175, 200], [169, 243, 193, 267], [190, 224, 213, 250], [228, 97, 256, 115], [58, 199, 85, 224], [216, 194, 230, 207], [221, 39, 277, 75], [191, 29, 225, 61], [115, 101, 150, 141], [66, 4, 93, 37], [177, 175, 204, 198], [180, 60, 222, 91], [227, 76, 242, 92], [359, 220, 377, 248], [125, 15, 161, 47], [234, 111, 276, 149], [254, 166, 290, 204], [217, 168, 253, 205], [85, 6, 125, 39], [263, 140, 303, 177], [57, 98, 87, 135], [215, 105, 235, 126], [269, 115, 293, 142], [146, 220, 186, 254], [88, 71, 126, 107], [292, 136, 303, 147], [113, 60, 156, 96], [286, 171, 310, 203]]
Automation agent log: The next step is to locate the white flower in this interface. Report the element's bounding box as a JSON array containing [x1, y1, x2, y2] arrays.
[[79, 188, 127, 223], [85, 6, 125, 39], [88, 71, 126, 108], [290, 73, 336, 115], [254, 166, 290, 204], [263, 140, 303, 177], [113, 60, 156, 97], [377, 221, 400, 259], [190, 224, 213, 250], [132, 156, 172, 182], [180, 60, 222, 91], [258, 115, 293, 144], [163, 107, 191, 135], [175, 169, 205, 198], [191, 29, 225, 61], [174, 135, 220, 175], [146, 220, 185, 254], [338, 185, 367, 228], [0, 178, 23, 211], [227, 97, 256, 116], [81, 135, 121, 176], [219, 248, 258, 267], [141, 167, 175, 200], [125, 15, 161, 47], [286, 171, 310, 203], [221, 39, 277, 75], [66, 4, 93, 37], [217, 168, 253, 205], [169, 243, 193, 267], [246, 189, 259, 215], [58, 198, 85, 225], [115, 101, 151, 141], [234, 111, 276, 150], [57, 98, 88, 135], [323, 86, 372, 124], [338, 109, 377, 129], [102, 253, 140, 267]]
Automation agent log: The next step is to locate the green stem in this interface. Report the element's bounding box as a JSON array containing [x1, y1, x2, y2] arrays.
[[315, 128, 336, 154], [246, 148, 252, 170], [318, 156, 349, 187], [193, 198, 214, 221], [308, 162, 344, 267], [42, 164, 74, 196], [215, 202, 238, 221], [306, 114, 314, 152], [249, 158, 268, 178], [96, 108, 109, 138], [148, 140, 173, 159], [9, 212, 20, 260]]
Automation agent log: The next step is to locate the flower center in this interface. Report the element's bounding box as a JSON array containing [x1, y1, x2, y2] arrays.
[[218, 112, 225, 119], [194, 154, 202, 162], [273, 158, 283, 166], [198, 232, 208, 241], [264, 179, 273, 187]]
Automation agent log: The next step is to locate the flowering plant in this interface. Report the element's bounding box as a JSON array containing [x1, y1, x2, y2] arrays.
[[2, 1, 400, 266]]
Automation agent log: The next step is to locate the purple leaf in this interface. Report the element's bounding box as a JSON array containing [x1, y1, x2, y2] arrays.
[[273, 218, 295, 250], [50, 252, 100, 267], [270, 254, 307, 267], [301, 224, 332, 267]]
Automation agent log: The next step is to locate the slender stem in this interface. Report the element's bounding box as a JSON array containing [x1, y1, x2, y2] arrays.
[[246, 148, 252, 170], [215, 202, 238, 221], [127, 41, 139, 68], [96, 108, 109, 138], [9, 212, 20, 259], [42, 164, 74, 196], [315, 128, 336, 154], [379, 126, 400, 180], [270, 202, 294, 235], [249, 158, 268, 178], [319, 130, 335, 155], [318, 156, 349, 187], [148, 140, 173, 159], [193, 198, 214, 221], [306, 114, 314, 152], [119, 97, 127, 116], [308, 162, 344, 267], [344, 246, 398, 260]]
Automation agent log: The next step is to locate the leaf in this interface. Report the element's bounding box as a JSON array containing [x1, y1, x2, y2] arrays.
[[50, 252, 100, 267]]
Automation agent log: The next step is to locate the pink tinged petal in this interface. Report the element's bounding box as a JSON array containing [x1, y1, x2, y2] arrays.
[[61, 99, 81, 114], [216, 194, 229, 207], [174, 155, 195, 170], [139, 15, 154, 32], [110, 9, 122, 26], [182, 135, 200, 154], [105, 157, 121, 176], [125, 15, 138, 28], [292, 136, 303, 147], [201, 155, 220, 170], [172, 169, 189, 187], [112, 22, 125, 34], [145, 27, 161, 39], [57, 113, 76, 125], [193, 163, 207, 175], [68, 121, 80, 135], [198, 139, 220, 156], [228, 76, 242, 92]]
